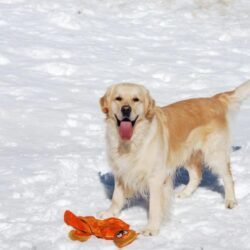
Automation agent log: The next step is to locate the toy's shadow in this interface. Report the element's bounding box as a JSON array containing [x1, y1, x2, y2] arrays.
[[99, 146, 241, 203]]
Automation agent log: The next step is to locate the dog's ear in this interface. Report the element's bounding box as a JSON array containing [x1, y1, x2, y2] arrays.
[[100, 86, 113, 114], [100, 94, 109, 114], [145, 92, 155, 119]]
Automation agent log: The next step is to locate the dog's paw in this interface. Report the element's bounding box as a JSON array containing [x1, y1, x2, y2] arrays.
[[225, 199, 237, 209], [141, 227, 159, 236], [175, 190, 191, 199]]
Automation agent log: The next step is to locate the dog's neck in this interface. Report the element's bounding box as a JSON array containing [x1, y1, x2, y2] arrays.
[[118, 141, 131, 155]]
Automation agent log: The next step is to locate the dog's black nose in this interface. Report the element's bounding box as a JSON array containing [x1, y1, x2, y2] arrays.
[[121, 105, 131, 117]]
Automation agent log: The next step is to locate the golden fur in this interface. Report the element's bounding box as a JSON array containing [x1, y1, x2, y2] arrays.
[[99, 80, 250, 235]]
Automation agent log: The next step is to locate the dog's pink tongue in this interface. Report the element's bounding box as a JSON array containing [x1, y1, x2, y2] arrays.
[[119, 121, 133, 140]]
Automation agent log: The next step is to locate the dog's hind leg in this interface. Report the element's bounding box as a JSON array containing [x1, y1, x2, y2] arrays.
[[211, 160, 237, 209], [222, 162, 237, 208], [176, 151, 202, 199], [205, 143, 237, 208]]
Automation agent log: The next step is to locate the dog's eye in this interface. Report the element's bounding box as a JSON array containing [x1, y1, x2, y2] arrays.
[[133, 97, 140, 102], [115, 96, 122, 101]]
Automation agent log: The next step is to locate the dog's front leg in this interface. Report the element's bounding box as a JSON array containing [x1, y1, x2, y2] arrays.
[[99, 177, 125, 218], [142, 177, 165, 236]]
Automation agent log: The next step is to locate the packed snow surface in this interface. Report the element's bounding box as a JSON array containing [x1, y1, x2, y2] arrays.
[[0, 0, 250, 249]]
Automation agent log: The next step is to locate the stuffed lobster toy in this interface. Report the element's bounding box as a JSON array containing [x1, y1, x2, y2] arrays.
[[64, 210, 139, 248]]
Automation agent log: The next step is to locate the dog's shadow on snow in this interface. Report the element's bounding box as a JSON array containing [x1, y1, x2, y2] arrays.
[[99, 146, 241, 207], [174, 167, 225, 196], [98, 168, 224, 207]]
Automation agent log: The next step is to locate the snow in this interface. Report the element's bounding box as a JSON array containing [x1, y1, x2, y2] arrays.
[[0, 0, 250, 249]]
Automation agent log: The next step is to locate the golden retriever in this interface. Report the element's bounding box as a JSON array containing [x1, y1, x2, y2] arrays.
[[99, 80, 250, 235]]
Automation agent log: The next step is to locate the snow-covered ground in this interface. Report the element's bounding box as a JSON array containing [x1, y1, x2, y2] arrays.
[[0, 0, 250, 249]]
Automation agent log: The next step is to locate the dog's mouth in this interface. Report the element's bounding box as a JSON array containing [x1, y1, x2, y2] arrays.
[[115, 115, 139, 140]]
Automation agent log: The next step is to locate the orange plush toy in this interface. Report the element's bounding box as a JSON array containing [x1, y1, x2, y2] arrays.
[[64, 210, 139, 248]]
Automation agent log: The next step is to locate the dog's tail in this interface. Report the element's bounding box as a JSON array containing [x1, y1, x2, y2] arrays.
[[225, 80, 250, 110], [233, 80, 250, 103]]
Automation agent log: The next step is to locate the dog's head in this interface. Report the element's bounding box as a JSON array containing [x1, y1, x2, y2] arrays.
[[100, 83, 155, 141]]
